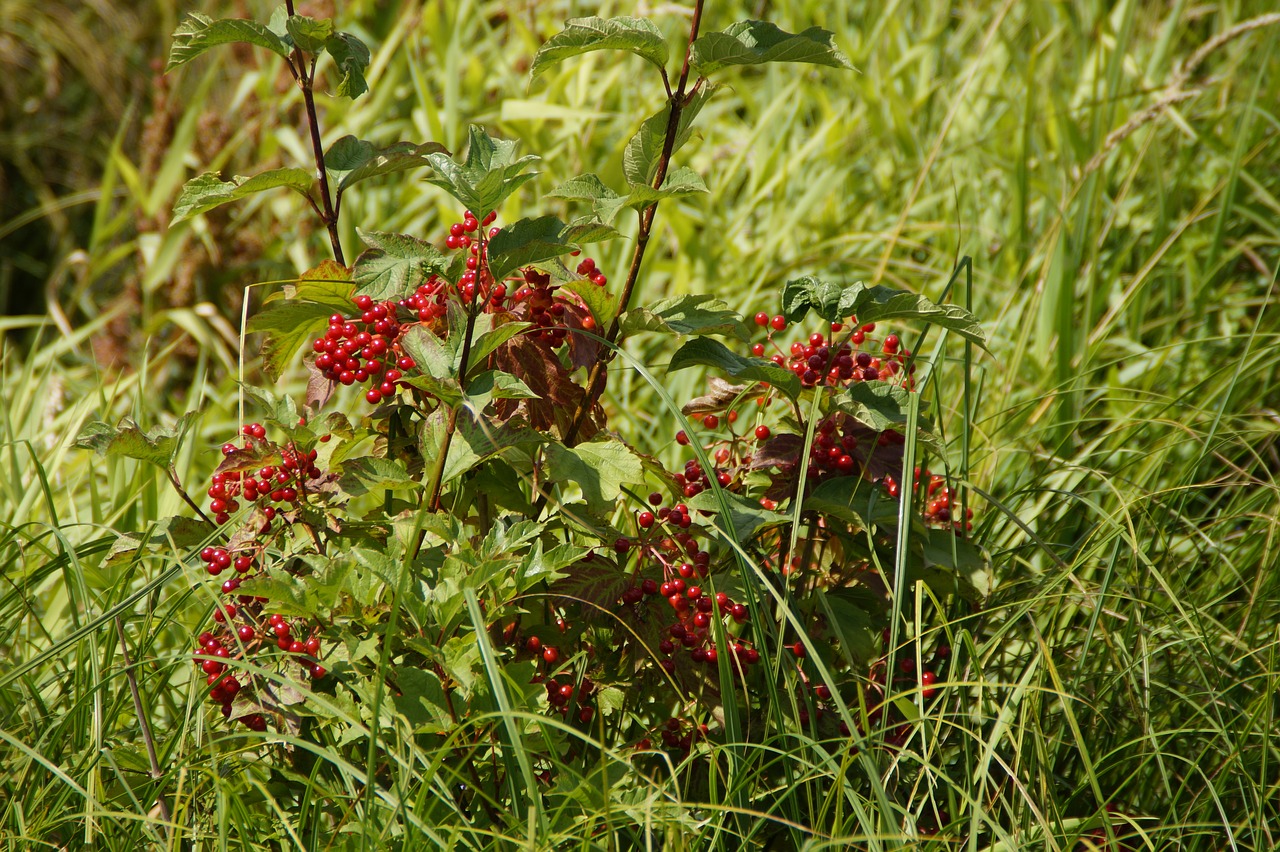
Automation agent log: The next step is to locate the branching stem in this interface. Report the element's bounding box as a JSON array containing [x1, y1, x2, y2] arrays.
[[559, 0, 706, 448]]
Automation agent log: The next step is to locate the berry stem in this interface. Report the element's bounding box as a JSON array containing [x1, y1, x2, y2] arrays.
[[166, 464, 216, 527], [114, 615, 172, 832], [285, 0, 345, 267], [558, 0, 706, 449]]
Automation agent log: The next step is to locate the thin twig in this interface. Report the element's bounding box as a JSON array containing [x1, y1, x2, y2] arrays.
[[115, 616, 172, 833], [166, 466, 216, 527]]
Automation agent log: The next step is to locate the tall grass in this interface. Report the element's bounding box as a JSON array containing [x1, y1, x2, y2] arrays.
[[2, 0, 1278, 848]]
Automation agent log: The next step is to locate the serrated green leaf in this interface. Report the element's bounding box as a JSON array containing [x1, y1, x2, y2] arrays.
[[486, 215, 618, 281], [248, 262, 353, 382], [420, 407, 542, 485], [668, 337, 799, 398], [623, 85, 716, 187], [399, 325, 459, 382], [466, 321, 533, 373], [167, 13, 290, 72], [845, 284, 989, 349], [551, 168, 708, 225], [543, 438, 643, 515], [285, 15, 333, 53], [620, 294, 746, 339], [325, 136, 447, 194], [392, 668, 451, 730], [560, 279, 620, 329], [690, 21, 853, 76], [325, 32, 371, 99], [338, 457, 421, 496], [530, 16, 669, 78], [546, 173, 618, 203], [687, 489, 783, 543], [423, 125, 539, 221], [73, 413, 198, 469], [783, 276, 987, 348], [171, 168, 314, 223], [351, 230, 450, 301], [804, 476, 898, 528], [823, 589, 878, 664], [234, 572, 320, 618]]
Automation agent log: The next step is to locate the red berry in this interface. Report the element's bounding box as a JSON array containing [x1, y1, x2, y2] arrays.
[[769, 315, 787, 331], [754, 425, 771, 440], [702, 414, 718, 429], [675, 430, 690, 446], [638, 511, 655, 529], [542, 647, 560, 665]]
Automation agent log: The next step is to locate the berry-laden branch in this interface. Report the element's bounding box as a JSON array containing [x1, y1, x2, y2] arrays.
[[560, 0, 706, 448], [284, 0, 345, 266]]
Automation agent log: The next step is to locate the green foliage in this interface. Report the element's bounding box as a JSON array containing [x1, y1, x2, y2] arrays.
[[171, 168, 314, 223], [423, 125, 540, 221], [690, 20, 853, 75], [530, 16, 669, 79], [166, 12, 290, 70]]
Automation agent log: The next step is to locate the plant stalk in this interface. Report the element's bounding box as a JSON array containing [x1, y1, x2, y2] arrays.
[[559, 0, 706, 448], [285, 0, 345, 266]]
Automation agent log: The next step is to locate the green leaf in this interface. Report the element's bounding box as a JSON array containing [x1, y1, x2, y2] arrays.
[[171, 168, 314, 223], [466, 320, 533, 372], [804, 476, 898, 528], [351, 230, 450, 301], [560, 279, 620, 330], [486, 215, 618, 281], [530, 16, 669, 79], [466, 371, 540, 411], [546, 173, 618, 204], [690, 21, 853, 76], [285, 15, 333, 53], [392, 668, 451, 730], [420, 407, 542, 485], [338, 457, 421, 497], [325, 32, 371, 99], [687, 489, 783, 543], [248, 261, 353, 382], [668, 337, 799, 398], [823, 589, 878, 664], [543, 438, 643, 515], [423, 125, 539, 221], [167, 13, 290, 72], [73, 413, 197, 469], [325, 136, 447, 194], [400, 325, 459, 381], [623, 86, 716, 187], [621, 294, 746, 339], [782, 276, 988, 348]]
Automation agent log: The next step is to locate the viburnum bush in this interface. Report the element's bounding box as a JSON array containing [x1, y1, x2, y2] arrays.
[[78, 0, 990, 841]]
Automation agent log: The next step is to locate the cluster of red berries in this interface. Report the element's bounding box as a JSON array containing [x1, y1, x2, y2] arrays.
[[209, 425, 322, 525], [882, 467, 975, 531], [751, 315, 916, 391], [311, 299, 412, 406], [616, 497, 760, 672], [540, 674, 596, 723], [192, 605, 327, 731], [309, 210, 609, 406]]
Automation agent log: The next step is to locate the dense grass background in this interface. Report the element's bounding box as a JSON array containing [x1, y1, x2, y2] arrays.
[[2, 0, 1279, 848]]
